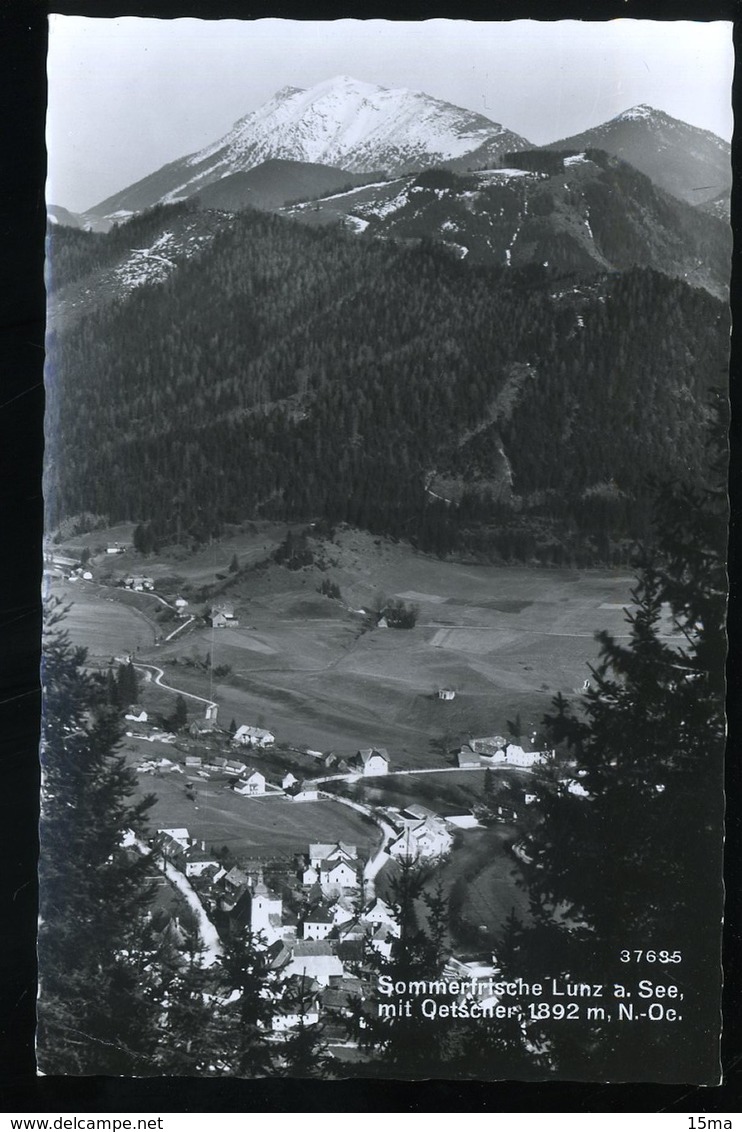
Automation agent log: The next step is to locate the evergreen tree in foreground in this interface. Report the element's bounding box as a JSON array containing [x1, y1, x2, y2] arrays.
[[514, 469, 726, 1082], [348, 858, 455, 1076], [212, 928, 279, 1076], [37, 599, 160, 1074]]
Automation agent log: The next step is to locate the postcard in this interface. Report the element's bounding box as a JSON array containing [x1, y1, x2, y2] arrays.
[[39, 16, 732, 1083]]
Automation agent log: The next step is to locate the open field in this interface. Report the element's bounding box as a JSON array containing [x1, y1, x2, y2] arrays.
[[144, 531, 639, 762], [48, 526, 633, 940], [54, 519, 290, 591], [133, 768, 381, 860], [47, 578, 156, 661], [50, 526, 643, 764]]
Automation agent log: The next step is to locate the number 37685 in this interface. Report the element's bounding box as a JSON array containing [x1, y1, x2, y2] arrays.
[[619, 950, 682, 963]]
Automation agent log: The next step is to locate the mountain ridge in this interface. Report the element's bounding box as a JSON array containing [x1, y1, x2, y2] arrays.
[[542, 104, 731, 207], [85, 75, 532, 222]]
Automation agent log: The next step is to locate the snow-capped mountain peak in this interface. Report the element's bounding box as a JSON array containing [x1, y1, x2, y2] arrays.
[[88, 76, 532, 220], [613, 104, 657, 123]]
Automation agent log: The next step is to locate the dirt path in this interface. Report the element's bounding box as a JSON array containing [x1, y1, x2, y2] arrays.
[[132, 661, 217, 712]]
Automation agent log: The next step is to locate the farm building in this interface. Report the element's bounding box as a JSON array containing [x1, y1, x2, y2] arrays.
[[461, 737, 553, 768], [209, 601, 238, 628], [438, 688, 456, 700], [234, 724, 275, 748], [189, 718, 217, 739], [123, 575, 154, 591], [355, 747, 390, 776]]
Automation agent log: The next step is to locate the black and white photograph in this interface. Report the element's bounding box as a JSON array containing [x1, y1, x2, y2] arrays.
[[36, 14, 732, 1087]]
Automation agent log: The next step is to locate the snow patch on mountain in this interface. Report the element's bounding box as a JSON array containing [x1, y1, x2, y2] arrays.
[[196, 75, 520, 176], [615, 104, 655, 123], [111, 222, 221, 294]]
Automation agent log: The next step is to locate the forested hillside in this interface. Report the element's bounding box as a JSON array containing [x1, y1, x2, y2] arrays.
[[45, 203, 728, 563], [282, 153, 731, 298]]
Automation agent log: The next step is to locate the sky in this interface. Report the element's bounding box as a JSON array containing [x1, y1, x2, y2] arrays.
[[46, 16, 734, 213]]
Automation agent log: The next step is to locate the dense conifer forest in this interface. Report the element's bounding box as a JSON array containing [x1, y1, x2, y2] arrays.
[[45, 203, 728, 562]]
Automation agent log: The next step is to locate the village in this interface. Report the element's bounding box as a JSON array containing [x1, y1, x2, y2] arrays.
[[44, 530, 607, 1055], [124, 675, 555, 1052]]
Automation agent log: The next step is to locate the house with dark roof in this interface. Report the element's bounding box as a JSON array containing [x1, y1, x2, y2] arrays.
[[302, 904, 335, 941], [234, 768, 266, 795], [354, 747, 390, 776], [319, 858, 360, 896]]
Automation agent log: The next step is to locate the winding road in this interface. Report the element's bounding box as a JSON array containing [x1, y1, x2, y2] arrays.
[[129, 660, 218, 714]]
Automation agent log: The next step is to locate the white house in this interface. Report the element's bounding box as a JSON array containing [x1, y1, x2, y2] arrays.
[[292, 785, 320, 802], [303, 905, 335, 941], [356, 747, 390, 776], [234, 768, 266, 795], [464, 736, 553, 768], [329, 897, 356, 927], [319, 859, 359, 893], [388, 817, 452, 862], [234, 725, 275, 749], [360, 898, 398, 931], [438, 688, 456, 701], [368, 925, 397, 961]]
